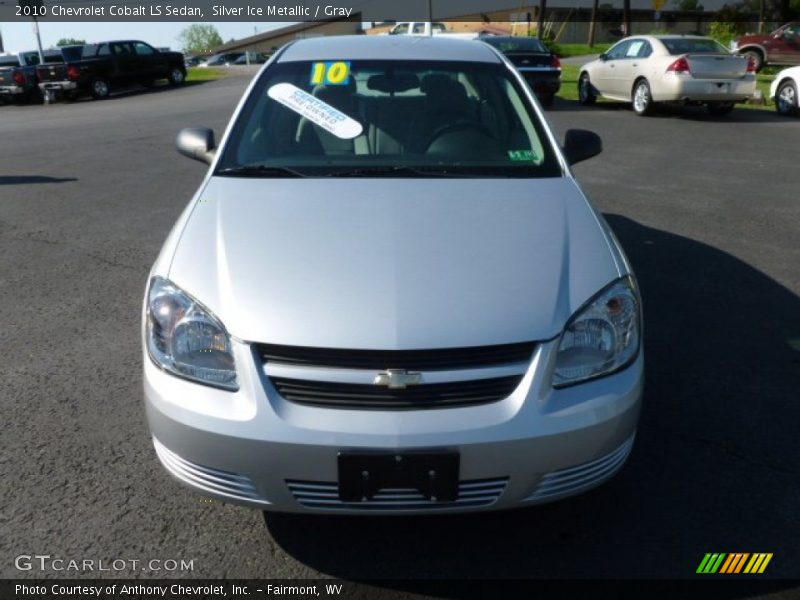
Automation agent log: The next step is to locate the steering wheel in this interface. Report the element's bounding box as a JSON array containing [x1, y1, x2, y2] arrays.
[[423, 119, 496, 153]]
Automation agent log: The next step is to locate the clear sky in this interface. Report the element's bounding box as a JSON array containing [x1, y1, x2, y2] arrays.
[[0, 22, 289, 53]]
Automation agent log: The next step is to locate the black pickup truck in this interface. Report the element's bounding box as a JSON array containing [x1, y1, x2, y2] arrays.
[[37, 40, 186, 101], [0, 50, 66, 104]]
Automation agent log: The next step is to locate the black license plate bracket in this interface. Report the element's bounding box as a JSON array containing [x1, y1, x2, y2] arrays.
[[338, 451, 459, 503]]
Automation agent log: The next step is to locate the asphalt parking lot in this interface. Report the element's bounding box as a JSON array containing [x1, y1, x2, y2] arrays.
[[1, 73, 799, 584]]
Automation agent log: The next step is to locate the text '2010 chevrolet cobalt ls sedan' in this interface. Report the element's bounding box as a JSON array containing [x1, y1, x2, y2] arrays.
[[143, 35, 643, 514]]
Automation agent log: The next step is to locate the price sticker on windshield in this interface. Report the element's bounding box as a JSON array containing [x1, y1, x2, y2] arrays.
[[310, 61, 351, 86], [267, 82, 363, 139]]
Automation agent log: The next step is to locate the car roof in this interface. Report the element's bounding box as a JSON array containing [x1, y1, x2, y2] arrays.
[[626, 34, 714, 42], [483, 35, 544, 42], [278, 35, 502, 64]]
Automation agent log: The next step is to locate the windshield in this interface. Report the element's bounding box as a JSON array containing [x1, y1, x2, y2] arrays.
[[216, 59, 561, 178], [484, 38, 549, 54], [661, 38, 729, 55]]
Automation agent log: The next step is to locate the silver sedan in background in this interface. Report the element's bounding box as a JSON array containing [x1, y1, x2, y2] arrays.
[[579, 35, 757, 116]]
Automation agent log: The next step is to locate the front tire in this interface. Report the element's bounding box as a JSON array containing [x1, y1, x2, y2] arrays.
[[707, 102, 735, 116], [632, 79, 654, 116], [90, 77, 110, 99], [742, 49, 764, 73], [775, 80, 798, 116], [578, 73, 596, 106], [168, 67, 186, 86]]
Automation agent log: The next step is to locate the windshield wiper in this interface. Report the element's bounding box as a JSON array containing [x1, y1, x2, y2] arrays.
[[326, 166, 473, 178], [216, 165, 308, 178]]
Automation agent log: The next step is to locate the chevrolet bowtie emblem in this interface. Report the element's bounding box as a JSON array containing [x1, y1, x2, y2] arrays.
[[373, 369, 423, 389]]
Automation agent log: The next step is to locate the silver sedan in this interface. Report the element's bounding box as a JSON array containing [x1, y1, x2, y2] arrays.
[[143, 35, 643, 515], [579, 35, 757, 116]]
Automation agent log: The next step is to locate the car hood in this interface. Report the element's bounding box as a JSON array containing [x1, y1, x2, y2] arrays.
[[736, 34, 770, 44], [167, 177, 622, 348]]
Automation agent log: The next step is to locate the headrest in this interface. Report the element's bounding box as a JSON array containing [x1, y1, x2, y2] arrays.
[[367, 73, 420, 94], [310, 80, 357, 114], [420, 74, 470, 114]]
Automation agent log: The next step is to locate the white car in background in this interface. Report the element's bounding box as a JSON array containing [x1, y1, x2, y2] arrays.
[[579, 35, 757, 116], [770, 66, 800, 116]]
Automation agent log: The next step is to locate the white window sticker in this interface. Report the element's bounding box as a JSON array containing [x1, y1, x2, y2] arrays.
[[267, 82, 363, 140], [627, 41, 643, 57]]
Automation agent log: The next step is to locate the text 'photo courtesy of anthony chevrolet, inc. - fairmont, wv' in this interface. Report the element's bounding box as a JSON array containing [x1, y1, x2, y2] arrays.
[[1, 0, 799, 598]]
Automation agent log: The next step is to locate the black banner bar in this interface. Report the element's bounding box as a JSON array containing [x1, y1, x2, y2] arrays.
[[0, 0, 776, 23], [2, 579, 799, 600]]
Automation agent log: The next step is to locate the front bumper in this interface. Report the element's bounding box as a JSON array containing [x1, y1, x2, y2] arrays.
[[144, 339, 643, 514], [654, 73, 756, 102]]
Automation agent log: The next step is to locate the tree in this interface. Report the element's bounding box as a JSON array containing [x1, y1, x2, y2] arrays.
[[674, 0, 704, 9], [177, 24, 223, 54], [56, 38, 86, 46]]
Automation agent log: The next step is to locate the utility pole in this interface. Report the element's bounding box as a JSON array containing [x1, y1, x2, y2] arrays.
[[623, 0, 631, 37], [588, 0, 599, 47], [18, 0, 46, 63], [537, 0, 547, 40], [32, 18, 45, 63]]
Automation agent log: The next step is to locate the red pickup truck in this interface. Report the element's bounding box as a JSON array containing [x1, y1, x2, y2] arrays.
[[732, 22, 800, 72]]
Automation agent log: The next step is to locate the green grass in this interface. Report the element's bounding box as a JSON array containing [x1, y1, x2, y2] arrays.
[[552, 43, 611, 58], [186, 67, 226, 83], [557, 64, 777, 111]]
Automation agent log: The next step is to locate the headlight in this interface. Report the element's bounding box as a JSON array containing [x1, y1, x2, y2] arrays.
[[553, 276, 641, 387], [146, 277, 238, 391]]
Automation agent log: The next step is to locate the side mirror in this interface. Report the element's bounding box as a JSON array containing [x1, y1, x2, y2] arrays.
[[563, 129, 602, 165], [176, 127, 216, 164], [599, 53, 608, 61]]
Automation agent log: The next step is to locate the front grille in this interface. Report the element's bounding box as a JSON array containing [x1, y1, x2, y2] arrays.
[[257, 342, 536, 371], [271, 375, 523, 410], [287, 478, 508, 510], [525, 434, 636, 503]]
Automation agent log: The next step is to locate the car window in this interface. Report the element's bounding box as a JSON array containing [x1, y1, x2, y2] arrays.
[[20, 51, 41, 65], [134, 42, 156, 56], [112, 43, 134, 56], [60, 47, 84, 62], [96, 44, 111, 57], [785, 24, 800, 37], [217, 59, 561, 178], [661, 38, 728, 54], [432, 23, 448, 33], [485, 38, 548, 53], [0, 56, 20, 67], [637, 41, 653, 58], [606, 41, 631, 60], [412, 23, 426, 34], [392, 24, 409, 35]]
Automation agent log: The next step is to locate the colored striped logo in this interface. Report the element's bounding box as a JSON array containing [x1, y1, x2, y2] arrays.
[[696, 553, 773, 574]]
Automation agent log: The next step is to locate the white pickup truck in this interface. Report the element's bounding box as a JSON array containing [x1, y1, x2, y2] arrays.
[[387, 22, 480, 39]]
